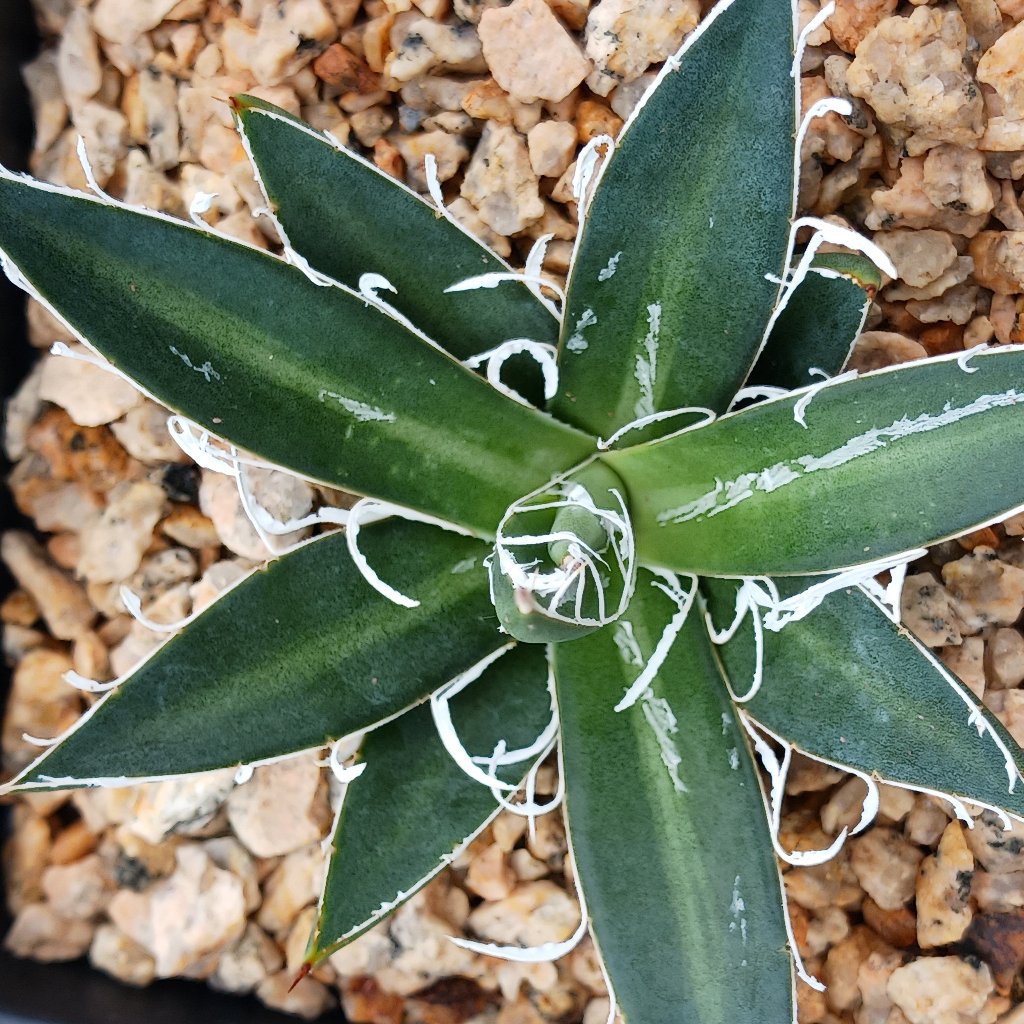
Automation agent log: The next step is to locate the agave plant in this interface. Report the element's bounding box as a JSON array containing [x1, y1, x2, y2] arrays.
[[3, 0, 1024, 1019]]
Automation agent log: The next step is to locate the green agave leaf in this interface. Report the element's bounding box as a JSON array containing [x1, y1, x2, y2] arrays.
[[606, 349, 1024, 576], [0, 174, 593, 536], [309, 644, 551, 962], [234, 97, 557, 367], [552, 0, 796, 436], [6, 523, 504, 788], [748, 253, 877, 391], [554, 572, 794, 1024], [704, 577, 1024, 820]]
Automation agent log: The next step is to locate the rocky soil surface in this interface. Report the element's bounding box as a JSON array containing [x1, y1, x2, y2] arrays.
[[4, 0, 1024, 1022]]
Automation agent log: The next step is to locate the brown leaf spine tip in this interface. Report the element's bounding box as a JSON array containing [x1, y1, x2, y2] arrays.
[[288, 962, 313, 993]]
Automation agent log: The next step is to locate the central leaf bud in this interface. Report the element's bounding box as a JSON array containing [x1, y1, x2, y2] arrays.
[[488, 462, 635, 643]]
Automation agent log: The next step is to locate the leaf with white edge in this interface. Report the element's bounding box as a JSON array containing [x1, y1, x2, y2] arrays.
[[233, 97, 557, 374], [748, 253, 878, 391], [552, 0, 796, 435], [0, 173, 593, 536], [6, 524, 505, 789], [703, 577, 1024, 822], [554, 572, 794, 1024], [308, 644, 551, 962], [606, 349, 1024, 576]]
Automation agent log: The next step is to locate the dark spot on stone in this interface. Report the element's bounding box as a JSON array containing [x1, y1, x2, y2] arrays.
[[69, 432, 86, 452], [161, 463, 200, 504], [113, 853, 151, 892]]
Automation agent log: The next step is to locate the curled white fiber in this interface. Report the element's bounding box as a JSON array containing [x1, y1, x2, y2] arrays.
[[957, 344, 990, 374], [22, 732, 59, 747], [63, 670, 122, 694], [596, 406, 716, 451], [614, 572, 698, 712], [792, 368, 858, 428], [792, 1, 835, 81], [328, 740, 368, 784], [119, 585, 204, 634], [345, 497, 474, 608], [727, 385, 790, 411], [463, 338, 559, 406], [572, 134, 615, 214], [75, 136, 114, 205]]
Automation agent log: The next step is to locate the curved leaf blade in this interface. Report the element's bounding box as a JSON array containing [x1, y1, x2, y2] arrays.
[[234, 98, 558, 361], [552, 0, 796, 435], [704, 578, 1024, 819], [554, 573, 794, 1024], [7, 523, 504, 788], [309, 645, 551, 961], [608, 350, 1024, 576], [748, 253, 877, 391], [0, 175, 593, 535]]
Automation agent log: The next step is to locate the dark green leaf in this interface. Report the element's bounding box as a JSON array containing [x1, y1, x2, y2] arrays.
[[552, 0, 796, 435], [234, 97, 558, 371], [309, 644, 551, 961], [0, 175, 593, 535], [607, 350, 1024, 576], [7, 523, 504, 788], [748, 253, 877, 391], [704, 577, 1024, 819], [555, 572, 794, 1024]]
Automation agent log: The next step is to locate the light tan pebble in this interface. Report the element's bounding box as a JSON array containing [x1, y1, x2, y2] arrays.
[[824, 927, 891, 1013], [1004, 512, 1024, 537], [89, 923, 157, 987], [526, 810, 566, 865], [24, 51, 68, 156], [906, 796, 952, 847], [479, 0, 589, 103], [445, 197, 512, 257], [197, 472, 274, 562], [130, 547, 198, 598], [388, 18, 485, 82], [4, 362, 43, 462], [131, 66, 180, 171], [973, 871, 1024, 912], [3, 806, 50, 912], [921, 144, 997, 219], [609, 72, 657, 120], [581, 998, 612, 1024], [257, 844, 326, 935], [1000, 689, 1024, 746], [92, 0, 181, 45], [906, 283, 979, 325], [162, 507, 221, 553], [282, 905, 330, 976], [784, 847, 863, 913], [866, 157, 989, 237], [460, 122, 544, 235], [828, 0, 898, 55], [2, 647, 78, 762], [491, 813, 528, 853], [969, 232, 1024, 294], [72, 101, 129, 188], [1, 589, 38, 628], [964, 811, 1024, 874], [980, 117, 1024, 151], [77, 480, 166, 585], [394, 130, 470, 190], [821, 776, 871, 836], [801, 75, 864, 165], [547, 0, 590, 30], [888, 956, 994, 1024], [584, 0, 698, 97], [850, 827, 923, 911], [49, 820, 98, 867], [328, 919, 394, 977], [106, 588, 187, 677], [108, 845, 246, 977], [201, 837, 261, 914], [211, 922, 284, 994], [846, 8, 984, 148], [993, 180, 1024, 231], [462, 79, 543, 133], [978, 23, 1024, 121], [495, 962, 560, 1002], [257, 969, 335, 1018], [987, 152, 1024, 182], [412, 0, 450, 16], [877, 784, 916, 825], [987, 628, 1024, 689], [989, 293, 1024, 345], [466, 880, 579, 948], [72, 788, 138, 835], [856, 949, 906, 1024], [110, 401, 187, 465], [805, 906, 851, 958], [959, 0, 1005, 51], [227, 756, 325, 858], [377, 895, 478, 995], [466, 843, 517, 901], [56, 7, 102, 112], [885, 256, 975, 302], [873, 229, 957, 288], [121, 150, 181, 213], [40, 854, 111, 921], [110, 825, 181, 885], [127, 771, 237, 844], [1, 532, 95, 640], [26, 481, 103, 534], [567, 938, 607, 995], [995, 0, 1024, 18], [940, 636, 986, 698], [247, 0, 336, 85], [942, 547, 1024, 632], [350, 106, 394, 146], [48, 533, 81, 572], [787, 754, 847, 795], [575, 98, 623, 143], [3, 903, 95, 962], [917, 821, 975, 948], [509, 848, 549, 881], [847, 331, 927, 372]]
